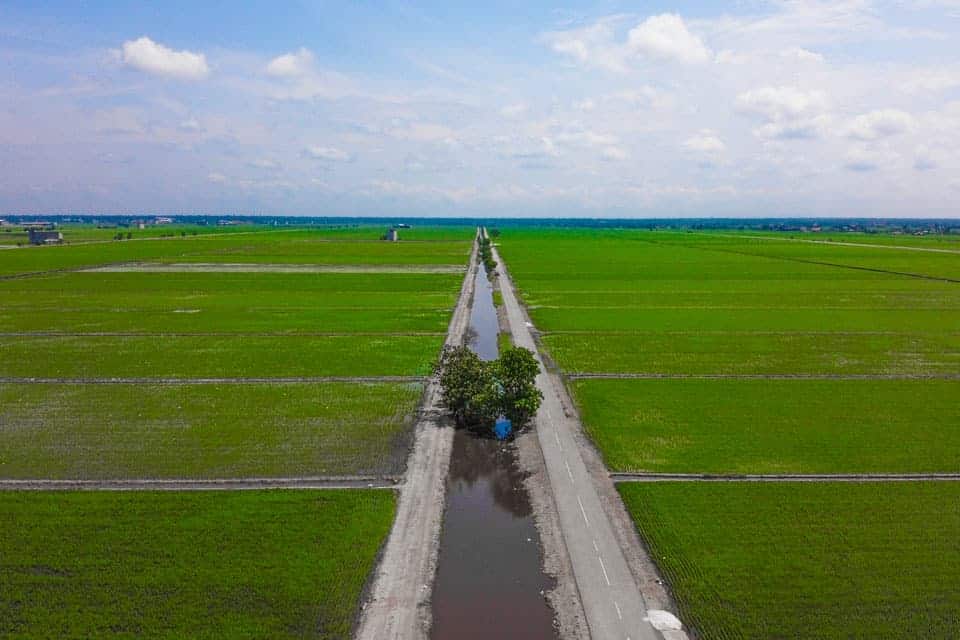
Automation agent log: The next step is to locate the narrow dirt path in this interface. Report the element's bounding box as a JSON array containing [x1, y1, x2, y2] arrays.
[[0, 376, 426, 385], [704, 231, 960, 255], [568, 373, 960, 380], [83, 263, 465, 274], [355, 232, 479, 640], [0, 477, 399, 491], [611, 472, 960, 482]]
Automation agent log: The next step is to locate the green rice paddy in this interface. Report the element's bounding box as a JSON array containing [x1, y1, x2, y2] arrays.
[[619, 482, 960, 640], [499, 227, 960, 637], [574, 378, 960, 473], [0, 490, 396, 639], [0, 382, 422, 478]]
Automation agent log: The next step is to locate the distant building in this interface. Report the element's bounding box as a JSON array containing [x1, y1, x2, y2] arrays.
[[28, 229, 64, 245], [155, 216, 174, 225], [395, 223, 411, 229]]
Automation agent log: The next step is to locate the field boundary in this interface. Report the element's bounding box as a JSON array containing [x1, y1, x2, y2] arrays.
[[567, 373, 960, 380], [0, 331, 447, 337], [611, 472, 960, 483], [0, 376, 426, 384], [703, 231, 960, 255], [0, 477, 401, 491], [662, 238, 960, 283], [82, 262, 467, 274]]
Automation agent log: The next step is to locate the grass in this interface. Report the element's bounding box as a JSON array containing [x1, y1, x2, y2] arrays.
[[0, 382, 421, 478], [544, 331, 960, 375], [618, 482, 960, 639], [0, 228, 472, 276], [0, 489, 395, 639], [0, 334, 443, 377], [573, 378, 960, 473], [0, 272, 460, 334]]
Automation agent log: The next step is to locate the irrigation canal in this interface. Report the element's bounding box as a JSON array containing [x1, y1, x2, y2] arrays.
[[429, 259, 557, 639]]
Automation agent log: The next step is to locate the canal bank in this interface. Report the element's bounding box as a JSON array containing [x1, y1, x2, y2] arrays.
[[430, 257, 558, 640]]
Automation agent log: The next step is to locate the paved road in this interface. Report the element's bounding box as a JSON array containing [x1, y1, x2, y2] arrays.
[[492, 240, 682, 640]]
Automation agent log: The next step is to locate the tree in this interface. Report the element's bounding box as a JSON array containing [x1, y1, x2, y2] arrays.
[[492, 346, 542, 428], [435, 345, 501, 429], [435, 344, 543, 434]]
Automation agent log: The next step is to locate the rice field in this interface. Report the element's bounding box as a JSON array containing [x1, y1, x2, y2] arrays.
[[0, 382, 422, 478], [1, 223, 473, 637], [0, 490, 396, 639], [0, 225, 473, 476], [619, 482, 960, 640], [499, 227, 960, 637]]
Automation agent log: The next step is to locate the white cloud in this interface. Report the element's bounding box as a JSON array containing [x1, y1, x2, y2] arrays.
[[843, 146, 900, 172], [737, 86, 831, 139], [121, 37, 209, 80], [902, 69, 960, 93], [247, 158, 280, 170], [555, 130, 619, 148], [545, 13, 710, 71], [682, 131, 725, 153], [178, 118, 202, 133], [266, 48, 314, 78], [304, 146, 352, 161], [574, 98, 596, 112], [844, 109, 915, 140], [627, 14, 711, 64], [543, 16, 629, 72], [779, 47, 825, 63], [500, 103, 528, 118], [756, 116, 833, 140], [601, 146, 629, 161], [207, 172, 228, 184], [737, 86, 829, 121], [93, 107, 146, 135]]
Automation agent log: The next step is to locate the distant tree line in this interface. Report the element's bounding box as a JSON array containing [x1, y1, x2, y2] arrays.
[[478, 235, 497, 275]]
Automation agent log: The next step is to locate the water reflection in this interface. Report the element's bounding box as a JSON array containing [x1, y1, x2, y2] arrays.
[[430, 249, 556, 640], [446, 430, 532, 519]]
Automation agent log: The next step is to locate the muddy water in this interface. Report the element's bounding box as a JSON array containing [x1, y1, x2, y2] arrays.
[[430, 261, 557, 640]]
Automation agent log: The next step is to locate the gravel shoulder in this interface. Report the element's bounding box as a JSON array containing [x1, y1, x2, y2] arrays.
[[355, 233, 479, 640]]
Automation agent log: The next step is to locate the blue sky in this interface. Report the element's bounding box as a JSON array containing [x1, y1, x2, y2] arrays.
[[2, 1, 959, 217]]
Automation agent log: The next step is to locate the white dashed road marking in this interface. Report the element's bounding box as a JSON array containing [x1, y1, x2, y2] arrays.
[[577, 495, 590, 527], [598, 555, 612, 586], [564, 459, 575, 483]]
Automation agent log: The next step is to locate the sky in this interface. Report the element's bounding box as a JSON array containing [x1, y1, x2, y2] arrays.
[[1, 1, 959, 218]]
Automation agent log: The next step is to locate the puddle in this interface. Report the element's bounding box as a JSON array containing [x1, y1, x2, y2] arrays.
[[430, 260, 557, 639]]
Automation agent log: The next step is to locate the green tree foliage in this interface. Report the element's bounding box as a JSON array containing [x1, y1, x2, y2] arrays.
[[435, 345, 501, 428], [492, 346, 543, 427], [478, 235, 497, 275], [436, 344, 543, 434]]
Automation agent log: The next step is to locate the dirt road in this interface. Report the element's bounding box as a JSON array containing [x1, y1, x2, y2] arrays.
[[355, 232, 479, 640], [492, 239, 687, 640]]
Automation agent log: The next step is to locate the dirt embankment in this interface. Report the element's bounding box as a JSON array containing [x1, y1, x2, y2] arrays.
[[355, 232, 480, 640]]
